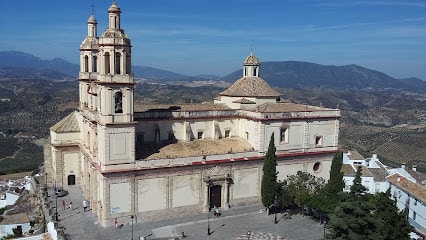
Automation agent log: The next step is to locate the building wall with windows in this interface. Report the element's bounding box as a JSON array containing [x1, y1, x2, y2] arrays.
[[388, 174, 426, 234]]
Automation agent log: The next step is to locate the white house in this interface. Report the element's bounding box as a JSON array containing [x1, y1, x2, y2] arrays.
[[0, 213, 31, 239], [387, 174, 426, 235], [341, 151, 389, 194], [0, 192, 20, 209]]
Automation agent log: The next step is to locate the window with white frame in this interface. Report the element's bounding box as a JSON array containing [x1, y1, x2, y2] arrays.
[[197, 131, 203, 139], [315, 136, 323, 147], [280, 127, 289, 143]]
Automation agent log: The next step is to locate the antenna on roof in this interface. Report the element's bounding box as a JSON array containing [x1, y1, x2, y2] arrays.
[[250, 40, 255, 55]]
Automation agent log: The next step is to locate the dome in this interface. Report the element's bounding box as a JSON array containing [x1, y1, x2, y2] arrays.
[[108, 1, 121, 13], [219, 76, 280, 98], [244, 52, 260, 66], [87, 14, 97, 24]]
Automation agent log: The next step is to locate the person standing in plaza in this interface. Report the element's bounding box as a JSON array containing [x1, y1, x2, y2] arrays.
[[69, 201, 73, 210], [83, 199, 88, 212], [62, 199, 66, 211]]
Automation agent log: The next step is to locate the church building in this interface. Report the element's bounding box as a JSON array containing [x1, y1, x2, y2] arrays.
[[44, 1, 341, 227]]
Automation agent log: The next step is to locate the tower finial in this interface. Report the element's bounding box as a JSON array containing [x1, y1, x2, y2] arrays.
[[250, 40, 254, 55], [90, 0, 94, 14]]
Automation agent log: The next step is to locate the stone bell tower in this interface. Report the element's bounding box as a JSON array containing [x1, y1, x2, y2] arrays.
[[79, 1, 136, 169]]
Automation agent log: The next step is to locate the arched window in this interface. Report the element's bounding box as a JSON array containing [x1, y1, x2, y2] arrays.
[[93, 56, 98, 72], [126, 54, 131, 74], [104, 52, 110, 74], [115, 52, 121, 74], [84, 55, 89, 72], [114, 91, 123, 113]]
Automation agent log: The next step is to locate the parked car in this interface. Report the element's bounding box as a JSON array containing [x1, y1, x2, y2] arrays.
[[55, 187, 67, 197]]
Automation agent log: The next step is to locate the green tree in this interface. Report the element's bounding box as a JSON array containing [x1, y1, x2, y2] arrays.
[[261, 133, 278, 208], [286, 171, 325, 207], [313, 152, 344, 213], [276, 180, 294, 209], [326, 166, 382, 240], [373, 189, 411, 240]]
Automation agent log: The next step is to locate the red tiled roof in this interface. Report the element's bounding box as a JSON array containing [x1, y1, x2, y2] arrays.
[[387, 174, 426, 204]]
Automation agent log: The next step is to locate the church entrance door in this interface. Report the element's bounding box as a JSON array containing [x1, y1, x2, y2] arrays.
[[209, 185, 221, 209], [68, 175, 76, 185]]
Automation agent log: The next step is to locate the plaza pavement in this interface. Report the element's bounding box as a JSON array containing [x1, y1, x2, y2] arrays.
[[48, 185, 325, 240]]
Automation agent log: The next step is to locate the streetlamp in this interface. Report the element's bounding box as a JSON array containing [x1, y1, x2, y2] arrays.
[[45, 173, 48, 197], [55, 193, 58, 221], [274, 199, 278, 224], [274, 197, 278, 224], [130, 215, 134, 240], [247, 230, 251, 240], [207, 207, 211, 235]]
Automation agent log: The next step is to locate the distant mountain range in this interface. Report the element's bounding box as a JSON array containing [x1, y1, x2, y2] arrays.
[[0, 51, 425, 92], [221, 62, 426, 91]]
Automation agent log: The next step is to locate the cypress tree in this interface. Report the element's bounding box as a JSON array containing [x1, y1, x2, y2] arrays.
[[326, 152, 345, 196], [261, 133, 277, 208], [317, 152, 344, 213]]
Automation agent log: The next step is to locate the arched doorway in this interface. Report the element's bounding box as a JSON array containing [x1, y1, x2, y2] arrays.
[[68, 175, 76, 185], [209, 185, 222, 209]]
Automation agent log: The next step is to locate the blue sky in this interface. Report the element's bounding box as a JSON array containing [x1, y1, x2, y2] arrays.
[[1, 1, 425, 79]]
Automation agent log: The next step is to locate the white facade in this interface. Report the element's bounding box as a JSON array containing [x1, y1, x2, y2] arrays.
[[0, 192, 19, 209], [388, 174, 426, 235], [342, 152, 389, 194], [0, 213, 31, 239], [45, 2, 341, 227], [342, 151, 426, 235]]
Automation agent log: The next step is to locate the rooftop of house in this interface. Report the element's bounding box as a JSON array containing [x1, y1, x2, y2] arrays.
[[0, 213, 29, 225], [341, 156, 389, 182], [387, 174, 426, 204], [368, 161, 389, 182], [344, 150, 365, 160]]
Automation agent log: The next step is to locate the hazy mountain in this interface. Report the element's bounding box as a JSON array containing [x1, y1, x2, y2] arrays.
[[133, 65, 188, 80], [0, 67, 72, 81], [0, 51, 193, 81], [221, 61, 425, 92], [399, 77, 426, 89], [1, 51, 425, 92], [0, 51, 79, 77]]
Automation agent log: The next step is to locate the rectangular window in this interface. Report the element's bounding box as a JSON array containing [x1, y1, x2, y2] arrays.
[[186, 131, 191, 141], [315, 136, 323, 147], [415, 199, 418, 206], [225, 130, 230, 138], [198, 131, 203, 139], [280, 128, 289, 143], [413, 211, 417, 220]]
